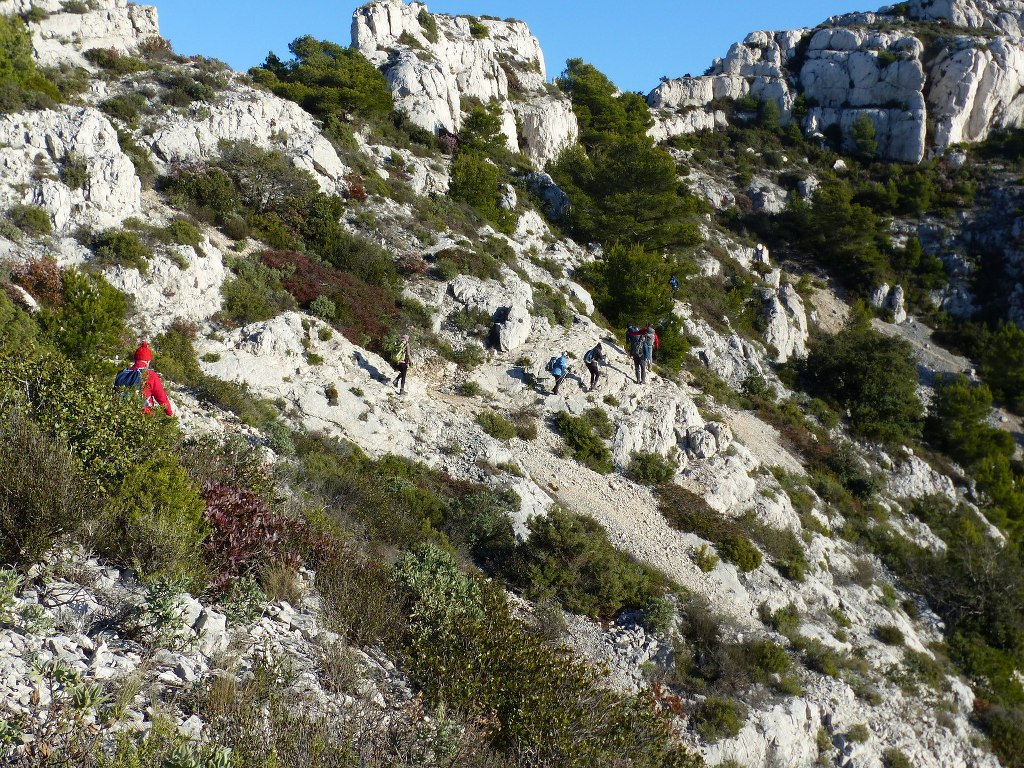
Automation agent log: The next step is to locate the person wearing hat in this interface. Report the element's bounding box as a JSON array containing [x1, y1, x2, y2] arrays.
[[113, 342, 174, 416], [551, 350, 570, 395], [392, 334, 412, 394]]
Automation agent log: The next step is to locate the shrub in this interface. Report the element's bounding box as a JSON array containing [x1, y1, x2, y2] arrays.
[[417, 8, 438, 42], [802, 313, 922, 443], [448, 150, 513, 231], [554, 411, 613, 473], [505, 507, 666, 619], [627, 451, 675, 485], [466, 16, 489, 38], [202, 483, 300, 591], [220, 257, 297, 324], [642, 596, 675, 634], [92, 228, 152, 272], [691, 696, 747, 742], [659, 486, 762, 572], [38, 269, 129, 375], [117, 130, 156, 188], [692, 544, 719, 572], [0, 15, 61, 113], [882, 748, 912, 768], [476, 411, 517, 441], [510, 407, 538, 440], [83, 47, 146, 75], [0, 412, 99, 566], [60, 152, 89, 189], [309, 294, 336, 321], [759, 602, 801, 637], [9, 204, 51, 236], [875, 624, 905, 646], [105, 456, 209, 586], [451, 342, 485, 369], [846, 723, 870, 742], [251, 36, 393, 125]]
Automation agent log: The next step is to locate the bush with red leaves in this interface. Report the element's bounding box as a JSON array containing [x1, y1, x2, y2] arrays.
[[344, 174, 368, 202], [257, 249, 401, 351], [11, 256, 65, 307], [202, 482, 301, 589]]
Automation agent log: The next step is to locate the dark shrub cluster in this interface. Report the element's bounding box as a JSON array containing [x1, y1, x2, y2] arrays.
[[659, 486, 762, 572]]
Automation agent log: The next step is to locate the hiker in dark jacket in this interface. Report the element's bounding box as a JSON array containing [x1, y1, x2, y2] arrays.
[[627, 326, 646, 384], [669, 274, 680, 299], [114, 342, 173, 416], [583, 342, 606, 390], [392, 334, 411, 394]]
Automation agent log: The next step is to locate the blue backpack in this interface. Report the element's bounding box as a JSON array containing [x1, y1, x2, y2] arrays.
[[113, 367, 144, 399]]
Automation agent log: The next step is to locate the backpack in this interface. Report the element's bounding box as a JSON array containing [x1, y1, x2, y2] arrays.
[[630, 336, 645, 359], [113, 367, 144, 399], [583, 349, 595, 364], [644, 327, 657, 345], [385, 337, 405, 365], [546, 356, 559, 373]]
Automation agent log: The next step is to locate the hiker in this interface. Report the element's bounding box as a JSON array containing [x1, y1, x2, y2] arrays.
[[392, 334, 411, 394], [626, 326, 646, 384], [642, 323, 660, 369], [583, 342, 607, 391], [547, 351, 570, 395], [114, 342, 173, 416], [669, 274, 679, 299]]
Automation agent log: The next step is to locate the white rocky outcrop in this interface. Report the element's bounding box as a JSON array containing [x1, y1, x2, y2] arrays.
[[761, 282, 809, 362], [150, 85, 349, 194], [610, 393, 704, 468], [0, 0, 160, 68], [908, 0, 1024, 34], [351, 0, 577, 166], [105, 240, 228, 336], [0, 106, 141, 231]]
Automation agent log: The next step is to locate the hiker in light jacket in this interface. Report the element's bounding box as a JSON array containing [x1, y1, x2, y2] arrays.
[[392, 334, 411, 394], [550, 351, 570, 395]]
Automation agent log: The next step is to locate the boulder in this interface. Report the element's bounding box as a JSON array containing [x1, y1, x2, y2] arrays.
[[494, 304, 532, 352], [762, 282, 809, 362]]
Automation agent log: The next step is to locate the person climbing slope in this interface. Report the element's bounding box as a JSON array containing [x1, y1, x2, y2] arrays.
[[113, 342, 173, 416], [583, 341, 607, 391], [546, 351, 570, 395], [642, 323, 660, 374], [392, 334, 411, 394], [669, 274, 680, 299]]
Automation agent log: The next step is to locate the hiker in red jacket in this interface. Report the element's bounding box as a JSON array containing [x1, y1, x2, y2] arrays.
[[114, 342, 173, 416]]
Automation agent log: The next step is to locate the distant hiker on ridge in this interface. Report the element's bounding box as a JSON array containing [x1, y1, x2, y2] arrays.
[[114, 342, 173, 416], [669, 274, 679, 299], [583, 341, 607, 391]]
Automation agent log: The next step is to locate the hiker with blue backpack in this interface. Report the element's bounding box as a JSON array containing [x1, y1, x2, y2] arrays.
[[546, 351, 570, 395], [113, 342, 173, 416], [583, 342, 607, 391]]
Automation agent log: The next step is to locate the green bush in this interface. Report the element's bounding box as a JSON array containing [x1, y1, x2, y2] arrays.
[[0, 15, 61, 113], [9, 204, 51, 236], [60, 152, 90, 189], [92, 228, 153, 272], [476, 411, 517, 441], [83, 47, 147, 75], [802, 312, 922, 443], [448, 149, 513, 232], [505, 506, 667, 619], [220, 257, 297, 324], [309, 294, 337, 321], [627, 451, 676, 485], [417, 8, 438, 42], [38, 268, 129, 375], [554, 411, 613, 473], [691, 696, 747, 742], [0, 412, 100, 566], [759, 602, 801, 637], [846, 723, 870, 742], [882, 748, 912, 768], [117, 130, 156, 189], [250, 36, 393, 126], [100, 92, 148, 125], [466, 16, 489, 38], [105, 455, 209, 586], [875, 624, 905, 646], [659, 486, 762, 572]]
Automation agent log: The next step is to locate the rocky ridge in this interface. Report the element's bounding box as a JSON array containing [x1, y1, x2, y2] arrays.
[[648, 0, 1024, 162]]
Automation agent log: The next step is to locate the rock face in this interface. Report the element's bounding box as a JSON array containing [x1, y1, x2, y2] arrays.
[[761, 283, 810, 362], [648, 2, 1024, 161], [0, 106, 141, 231], [151, 85, 349, 194], [0, 0, 160, 68], [352, 0, 577, 167]]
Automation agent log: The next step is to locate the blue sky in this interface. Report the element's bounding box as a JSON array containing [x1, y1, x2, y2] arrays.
[[153, 0, 866, 93]]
